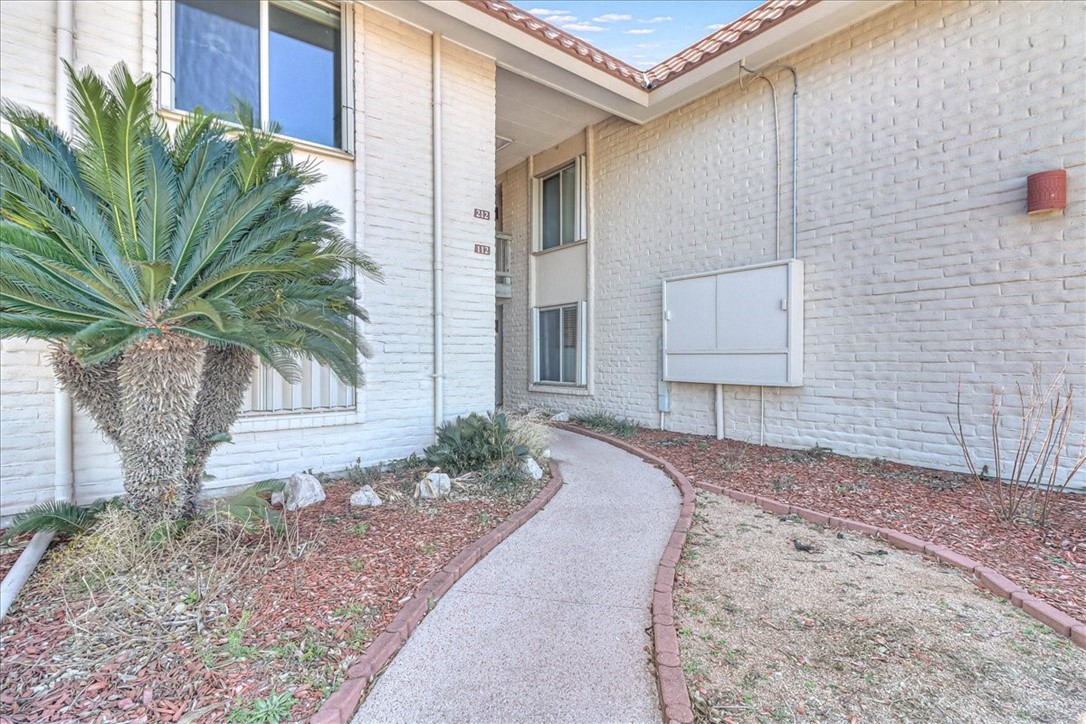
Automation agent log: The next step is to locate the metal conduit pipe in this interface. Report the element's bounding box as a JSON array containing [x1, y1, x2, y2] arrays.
[[1, 0, 76, 622], [740, 61, 799, 258]]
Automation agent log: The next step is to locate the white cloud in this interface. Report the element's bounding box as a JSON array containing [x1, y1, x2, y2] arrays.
[[706, 23, 727, 30], [623, 28, 655, 35], [562, 22, 605, 32], [545, 14, 578, 22], [593, 13, 632, 22], [528, 8, 566, 16], [638, 16, 672, 23]]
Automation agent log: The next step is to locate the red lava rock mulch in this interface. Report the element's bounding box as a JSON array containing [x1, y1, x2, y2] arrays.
[[0, 479, 529, 723], [626, 427, 1086, 622]]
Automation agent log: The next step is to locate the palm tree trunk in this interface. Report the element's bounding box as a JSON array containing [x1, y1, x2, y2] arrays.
[[182, 345, 257, 511], [50, 344, 124, 449], [117, 332, 206, 521]]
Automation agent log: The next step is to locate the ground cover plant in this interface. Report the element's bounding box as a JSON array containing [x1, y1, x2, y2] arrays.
[[675, 492, 1086, 723], [572, 410, 639, 439], [629, 427, 1086, 621], [0, 443, 549, 722]]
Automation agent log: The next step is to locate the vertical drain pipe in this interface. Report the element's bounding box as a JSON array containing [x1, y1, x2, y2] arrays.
[[2, 0, 75, 622], [715, 384, 724, 440], [431, 32, 444, 431], [54, 0, 75, 505]]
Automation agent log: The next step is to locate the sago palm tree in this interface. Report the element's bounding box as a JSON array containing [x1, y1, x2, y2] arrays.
[[0, 64, 380, 521]]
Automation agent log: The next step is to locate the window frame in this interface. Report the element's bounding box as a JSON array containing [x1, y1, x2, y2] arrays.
[[158, 0, 355, 154], [531, 155, 587, 252], [532, 301, 587, 387]]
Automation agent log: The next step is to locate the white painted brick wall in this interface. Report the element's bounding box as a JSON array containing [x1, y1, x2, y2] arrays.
[[0, 3, 497, 518], [503, 0, 1086, 485]]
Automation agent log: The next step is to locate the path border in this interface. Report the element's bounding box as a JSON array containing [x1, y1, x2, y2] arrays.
[[554, 423, 1086, 717], [310, 462, 566, 724]]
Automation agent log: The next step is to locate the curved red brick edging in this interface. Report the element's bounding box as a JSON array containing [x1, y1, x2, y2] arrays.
[[309, 462, 566, 724], [553, 422, 697, 724], [557, 424, 1086, 654]]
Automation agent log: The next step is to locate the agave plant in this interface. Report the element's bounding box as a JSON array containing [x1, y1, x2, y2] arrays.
[[1, 63, 380, 521]]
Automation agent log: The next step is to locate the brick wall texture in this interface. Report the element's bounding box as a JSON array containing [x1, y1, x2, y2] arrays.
[[0, 2, 496, 518], [500, 0, 1086, 485]]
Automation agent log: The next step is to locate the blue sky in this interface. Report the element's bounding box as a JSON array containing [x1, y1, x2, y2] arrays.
[[509, 1, 765, 69]]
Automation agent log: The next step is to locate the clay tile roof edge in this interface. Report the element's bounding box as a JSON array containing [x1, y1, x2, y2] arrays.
[[460, 0, 816, 90]]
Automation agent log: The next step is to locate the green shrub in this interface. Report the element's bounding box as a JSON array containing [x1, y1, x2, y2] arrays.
[[210, 480, 287, 535], [424, 413, 528, 476], [574, 411, 639, 439]]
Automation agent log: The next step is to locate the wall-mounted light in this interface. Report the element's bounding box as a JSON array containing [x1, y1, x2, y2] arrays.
[[495, 135, 514, 152], [1027, 169, 1067, 215]]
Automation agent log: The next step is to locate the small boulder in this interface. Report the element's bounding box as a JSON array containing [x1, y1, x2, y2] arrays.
[[541, 448, 551, 459], [350, 485, 382, 508], [272, 472, 326, 511], [418, 472, 451, 499], [522, 457, 544, 481], [550, 412, 570, 422]]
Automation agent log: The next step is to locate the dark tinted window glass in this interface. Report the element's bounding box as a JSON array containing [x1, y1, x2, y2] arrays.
[[269, 1, 340, 147], [176, 0, 259, 118], [538, 309, 561, 382], [541, 174, 561, 250]]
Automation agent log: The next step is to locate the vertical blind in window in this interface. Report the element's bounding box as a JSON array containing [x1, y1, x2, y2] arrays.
[[242, 358, 355, 414]]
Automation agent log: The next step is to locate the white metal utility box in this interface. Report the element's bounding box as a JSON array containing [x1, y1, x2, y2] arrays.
[[662, 259, 804, 387]]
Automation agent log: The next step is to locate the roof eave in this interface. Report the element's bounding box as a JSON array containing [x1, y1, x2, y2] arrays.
[[360, 0, 901, 125], [640, 0, 899, 120]]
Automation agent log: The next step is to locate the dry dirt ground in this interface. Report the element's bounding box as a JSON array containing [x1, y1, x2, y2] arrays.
[[677, 491, 1086, 724]]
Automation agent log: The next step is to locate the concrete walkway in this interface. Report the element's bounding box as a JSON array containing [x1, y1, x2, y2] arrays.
[[353, 429, 681, 723]]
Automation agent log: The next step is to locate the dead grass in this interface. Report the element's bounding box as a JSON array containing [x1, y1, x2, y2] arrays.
[[677, 491, 1086, 724]]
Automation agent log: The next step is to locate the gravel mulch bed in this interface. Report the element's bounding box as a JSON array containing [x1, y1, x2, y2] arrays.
[[0, 469, 542, 723], [677, 491, 1086, 723], [626, 427, 1086, 622]]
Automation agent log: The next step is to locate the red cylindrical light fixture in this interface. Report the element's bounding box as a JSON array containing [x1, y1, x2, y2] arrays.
[[1027, 169, 1067, 214]]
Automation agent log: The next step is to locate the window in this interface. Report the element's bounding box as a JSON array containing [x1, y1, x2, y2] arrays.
[[534, 303, 585, 385], [168, 0, 346, 149], [243, 357, 356, 414], [533, 156, 586, 250]]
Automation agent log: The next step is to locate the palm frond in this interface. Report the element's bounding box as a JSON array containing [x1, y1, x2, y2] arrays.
[[1, 500, 97, 542]]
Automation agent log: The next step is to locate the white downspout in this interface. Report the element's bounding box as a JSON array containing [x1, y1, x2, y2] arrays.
[[1, 0, 75, 621], [431, 32, 444, 431], [55, 0, 75, 506], [715, 384, 724, 440]]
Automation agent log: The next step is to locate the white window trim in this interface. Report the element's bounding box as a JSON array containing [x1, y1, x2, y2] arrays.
[[531, 154, 587, 252], [531, 301, 587, 387], [158, 0, 355, 155]]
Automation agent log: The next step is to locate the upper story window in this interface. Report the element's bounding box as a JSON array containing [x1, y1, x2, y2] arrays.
[[532, 156, 586, 251], [167, 0, 346, 149]]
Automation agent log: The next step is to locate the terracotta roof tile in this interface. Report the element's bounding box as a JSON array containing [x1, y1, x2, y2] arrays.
[[462, 0, 815, 90]]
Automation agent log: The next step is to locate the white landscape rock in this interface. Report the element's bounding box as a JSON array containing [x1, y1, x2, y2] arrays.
[[550, 412, 570, 422], [271, 472, 326, 511], [418, 472, 452, 499], [350, 485, 383, 508], [522, 457, 544, 481]]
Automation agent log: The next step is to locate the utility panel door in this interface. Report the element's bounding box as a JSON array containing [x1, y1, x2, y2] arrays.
[[662, 259, 803, 387]]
